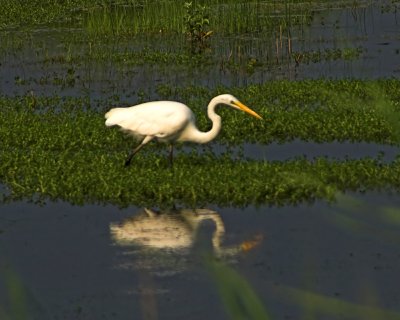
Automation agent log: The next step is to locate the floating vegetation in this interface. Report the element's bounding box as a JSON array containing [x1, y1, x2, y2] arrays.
[[292, 47, 364, 65], [1, 79, 400, 206], [3, 146, 400, 207], [0, 0, 94, 30], [2, 79, 400, 147]]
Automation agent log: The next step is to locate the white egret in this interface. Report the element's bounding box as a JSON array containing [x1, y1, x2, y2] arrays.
[[105, 94, 262, 166]]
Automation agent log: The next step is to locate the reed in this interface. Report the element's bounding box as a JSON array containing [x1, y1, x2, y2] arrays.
[[83, 0, 318, 38]]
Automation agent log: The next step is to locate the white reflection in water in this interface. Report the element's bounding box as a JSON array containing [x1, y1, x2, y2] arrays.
[[110, 207, 262, 275]]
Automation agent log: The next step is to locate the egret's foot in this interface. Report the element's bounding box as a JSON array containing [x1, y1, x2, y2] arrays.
[[124, 157, 133, 167]]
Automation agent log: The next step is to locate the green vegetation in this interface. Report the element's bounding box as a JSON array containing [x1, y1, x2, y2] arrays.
[[0, 267, 27, 320], [1, 80, 400, 206], [2, 79, 400, 147], [207, 196, 400, 320], [0, 1, 398, 208], [320, 194, 400, 245], [276, 285, 400, 320], [0, 0, 369, 37], [3, 144, 400, 207], [206, 257, 271, 320], [207, 255, 400, 320], [0, 0, 322, 33], [0, 0, 95, 29], [183, 2, 213, 44], [157, 79, 400, 144], [2, 1, 400, 319], [0, 0, 369, 77]]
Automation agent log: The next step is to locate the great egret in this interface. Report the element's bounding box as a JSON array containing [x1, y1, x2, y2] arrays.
[[105, 94, 262, 166]]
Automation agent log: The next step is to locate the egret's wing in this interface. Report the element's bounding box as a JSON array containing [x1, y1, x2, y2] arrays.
[[105, 101, 193, 138]]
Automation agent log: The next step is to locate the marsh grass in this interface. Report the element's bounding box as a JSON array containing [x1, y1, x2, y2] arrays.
[[0, 0, 373, 32], [83, 0, 309, 37], [86, 1, 185, 38], [0, 1, 370, 78], [0, 0, 97, 29], [82, 0, 362, 37]]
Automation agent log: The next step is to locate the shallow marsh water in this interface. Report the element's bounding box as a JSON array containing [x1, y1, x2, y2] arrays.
[[1, 193, 400, 319], [209, 141, 400, 162], [1, 4, 399, 100], [1, 1, 400, 319]]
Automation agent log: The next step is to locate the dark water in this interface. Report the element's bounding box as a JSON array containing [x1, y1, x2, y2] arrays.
[[0, 5, 399, 100], [1, 2, 400, 319], [1, 193, 400, 319], [214, 140, 400, 162]]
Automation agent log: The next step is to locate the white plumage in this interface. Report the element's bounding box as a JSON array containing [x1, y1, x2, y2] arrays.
[[105, 94, 262, 166], [106, 101, 192, 140]]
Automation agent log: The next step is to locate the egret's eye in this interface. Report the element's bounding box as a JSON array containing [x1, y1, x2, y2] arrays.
[[231, 100, 235, 104]]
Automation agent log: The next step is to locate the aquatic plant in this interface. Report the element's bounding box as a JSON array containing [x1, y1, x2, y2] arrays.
[[0, 0, 96, 29], [183, 2, 213, 43], [206, 257, 271, 320], [0, 267, 27, 320], [292, 47, 364, 65], [1, 79, 400, 206], [3, 79, 400, 148], [0, 0, 349, 34], [3, 138, 400, 207], [276, 285, 400, 320], [206, 255, 400, 320]]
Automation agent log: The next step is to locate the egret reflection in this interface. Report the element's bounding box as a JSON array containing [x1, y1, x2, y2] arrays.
[[110, 207, 262, 257]]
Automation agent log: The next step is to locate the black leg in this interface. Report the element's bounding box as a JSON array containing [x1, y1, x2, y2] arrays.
[[169, 144, 174, 167], [125, 143, 145, 167]]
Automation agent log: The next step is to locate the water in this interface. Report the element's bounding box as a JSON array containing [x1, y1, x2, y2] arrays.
[[1, 4, 399, 100], [1, 193, 400, 319], [205, 140, 400, 161], [1, 2, 400, 319]]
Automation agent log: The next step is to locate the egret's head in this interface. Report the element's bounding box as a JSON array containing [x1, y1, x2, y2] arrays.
[[216, 94, 263, 120]]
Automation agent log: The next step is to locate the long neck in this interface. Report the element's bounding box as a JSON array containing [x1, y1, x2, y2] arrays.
[[189, 98, 222, 144]]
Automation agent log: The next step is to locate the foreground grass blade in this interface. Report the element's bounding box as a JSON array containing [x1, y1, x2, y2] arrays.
[[206, 257, 270, 320], [0, 268, 27, 320], [276, 285, 400, 320]]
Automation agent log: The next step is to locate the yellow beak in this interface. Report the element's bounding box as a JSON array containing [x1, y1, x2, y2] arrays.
[[233, 101, 263, 120]]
